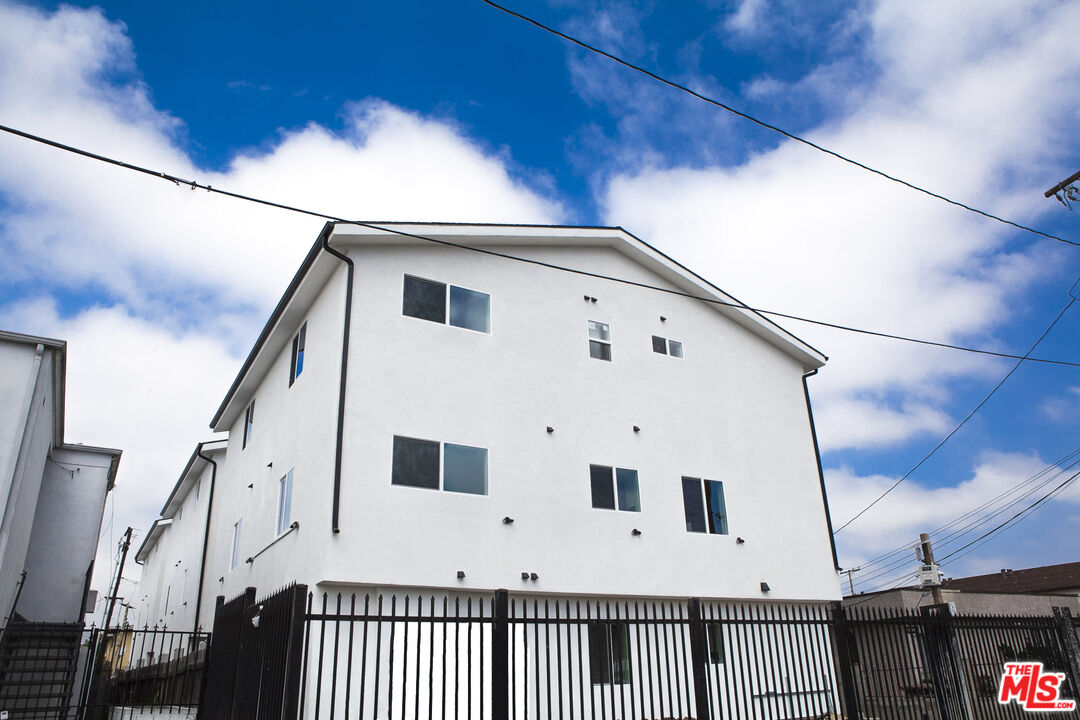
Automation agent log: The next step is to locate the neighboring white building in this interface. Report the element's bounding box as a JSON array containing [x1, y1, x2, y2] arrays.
[[136, 221, 841, 628], [0, 330, 121, 625]]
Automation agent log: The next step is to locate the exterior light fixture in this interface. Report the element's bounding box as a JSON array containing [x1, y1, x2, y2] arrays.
[[530, 573, 539, 581], [631, 529, 642, 536], [546, 426, 554, 433], [456, 571, 466, 579], [503, 516, 514, 525], [760, 582, 771, 592], [633, 425, 640, 432], [521, 572, 530, 580], [736, 537, 745, 544]]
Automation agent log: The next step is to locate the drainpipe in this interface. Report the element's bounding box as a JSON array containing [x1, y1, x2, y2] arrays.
[[194, 443, 217, 631], [320, 225, 353, 534], [802, 369, 840, 571]]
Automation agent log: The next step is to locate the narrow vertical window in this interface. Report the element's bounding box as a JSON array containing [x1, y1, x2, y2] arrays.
[[705, 479, 729, 535], [615, 468, 640, 512], [289, 322, 306, 386], [243, 400, 255, 449], [230, 520, 242, 570], [277, 469, 294, 535], [588, 622, 631, 685], [588, 321, 611, 361], [707, 623, 725, 664], [590, 465, 615, 509], [682, 476, 706, 533]]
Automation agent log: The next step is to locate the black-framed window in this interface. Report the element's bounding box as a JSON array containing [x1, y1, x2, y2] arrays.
[[682, 477, 728, 534], [590, 465, 640, 511], [589, 622, 631, 685], [392, 436, 488, 495], [588, 321, 611, 361], [289, 323, 306, 386], [652, 335, 684, 358], [242, 399, 255, 449], [403, 275, 490, 332], [706, 623, 725, 664]]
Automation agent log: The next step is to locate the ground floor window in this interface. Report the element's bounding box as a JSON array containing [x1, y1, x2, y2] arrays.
[[588, 622, 632, 685]]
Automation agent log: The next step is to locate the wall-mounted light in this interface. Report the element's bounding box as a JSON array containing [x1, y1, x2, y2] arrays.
[[503, 516, 515, 525], [530, 573, 539, 581], [736, 537, 745, 544], [247, 483, 254, 489], [456, 571, 466, 579], [631, 529, 642, 536], [660, 316, 667, 322], [290, 521, 300, 530], [583, 295, 590, 301], [266, 462, 273, 468], [632, 425, 641, 433], [546, 426, 554, 433], [760, 582, 771, 592], [521, 572, 530, 580], [245, 557, 253, 564]]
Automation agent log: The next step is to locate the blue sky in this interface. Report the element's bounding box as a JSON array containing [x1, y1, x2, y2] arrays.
[[1, 0, 1079, 605]]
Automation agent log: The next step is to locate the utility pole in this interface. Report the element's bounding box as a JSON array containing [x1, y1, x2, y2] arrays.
[[919, 532, 944, 605], [1045, 169, 1080, 209], [840, 566, 861, 596], [103, 527, 132, 630]]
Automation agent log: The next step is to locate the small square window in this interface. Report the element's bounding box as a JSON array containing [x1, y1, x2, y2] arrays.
[[243, 400, 255, 450], [668, 340, 683, 358], [443, 443, 488, 495], [589, 622, 631, 685], [652, 335, 667, 354], [392, 436, 440, 489], [289, 323, 306, 386], [591, 465, 640, 512], [588, 321, 611, 361], [449, 286, 490, 333], [403, 276, 447, 323]]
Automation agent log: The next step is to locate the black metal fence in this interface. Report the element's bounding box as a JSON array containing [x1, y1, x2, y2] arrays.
[[298, 590, 1080, 720]]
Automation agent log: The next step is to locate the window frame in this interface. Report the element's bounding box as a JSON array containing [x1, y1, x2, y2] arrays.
[[589, 465, 640, 512], [402, 274, 491, 333], [652, 335, 684, 358], [588, 622, 632, 685], [682, 476, 729, 535], [277, 469, 294, 536], [289, 322, 307, 387], [230, 519, 242, 570], [588, 320, 612, 361], [242, 399, 255, 450], [706, 623, 725, 664], [391, 435, 489, 496]]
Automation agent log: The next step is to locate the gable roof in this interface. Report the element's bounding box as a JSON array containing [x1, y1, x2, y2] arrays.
[[943, 561, 1080, 594], [210, 221, 828, 431]]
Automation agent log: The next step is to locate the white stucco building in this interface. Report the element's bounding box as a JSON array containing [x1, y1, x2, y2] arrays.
[[136, 221, 841, 628], [0, 330, 121, 626]]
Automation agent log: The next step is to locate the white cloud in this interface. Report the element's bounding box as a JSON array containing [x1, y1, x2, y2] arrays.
[[602, 0, 1080, 451], [1040, 386, 1080, 422], [725, 0, 766, 35]]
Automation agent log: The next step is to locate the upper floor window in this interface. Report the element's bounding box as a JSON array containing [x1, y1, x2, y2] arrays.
[[277, 468, 294, 535], [403, 275, 490, 333], [652, 335, 684, 358], [590, 465, 640, 511], [242, 400, 255, 449], [682, 477, 728, 534], [230, 519, 242, 570], [289, 323, 306, 386], [392, 435, 488, 495], [589, 622, 631, 685], [588, 321, 611, 361]]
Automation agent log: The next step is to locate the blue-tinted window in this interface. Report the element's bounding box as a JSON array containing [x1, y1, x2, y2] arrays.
[[243, 400, 255, 450], [705, 479, 728, 535], [449, 286, 490, 333], [616, 468, 640, 512], [290, 323, 306, 386], [443, 443, 487, 495], [592, 466, 640, 512], [683, 477, 728, 535]]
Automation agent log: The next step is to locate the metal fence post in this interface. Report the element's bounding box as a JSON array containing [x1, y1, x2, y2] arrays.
[[1053, 607, 1080, 698], [281, 584, 309, 720], [686, 597, 714, 720], [492, 589, 509, 720], [829, 603, 862, 720]]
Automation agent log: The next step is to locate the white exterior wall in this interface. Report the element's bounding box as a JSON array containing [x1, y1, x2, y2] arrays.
[[135, 453, 222, 630], [0, 345, 54, 620], [208, 238, 838, 605], [18, 446, 114, 622]]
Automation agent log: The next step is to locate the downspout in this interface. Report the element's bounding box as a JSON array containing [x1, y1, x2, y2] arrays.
[[321, 224, 352, 534], [193, 443, 217, 631], [802, 369, 840, 571]]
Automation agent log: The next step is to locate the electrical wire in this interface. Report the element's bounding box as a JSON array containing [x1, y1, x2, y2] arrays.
[[2, 123, 1078, 369], [480, 0, 1080, 249], [834, 297, 1077, 533]]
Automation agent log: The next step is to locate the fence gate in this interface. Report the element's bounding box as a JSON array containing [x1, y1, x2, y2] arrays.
[[200, 584, 307, 720]]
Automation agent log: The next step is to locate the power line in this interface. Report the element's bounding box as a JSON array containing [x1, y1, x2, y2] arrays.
[[834, 297, 1076, 533], [3, 123, 1079, 370], [480, 0, 1080, 249]]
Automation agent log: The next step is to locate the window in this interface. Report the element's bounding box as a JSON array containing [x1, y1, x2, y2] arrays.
[[589, 622, 631, 685], [706, 623, 725, 664], [392, 436, 488, 495], [289, 323, 306, 386], [682, 477, 728, 534], [590, 465, 640, 511], [652, 335, 684, 358], [403, 275, 490, 332], [277, 469, 294, 535], [243, 400, 255, 449], [230, 520, 242, 570], [588, 321, 611, 361]]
